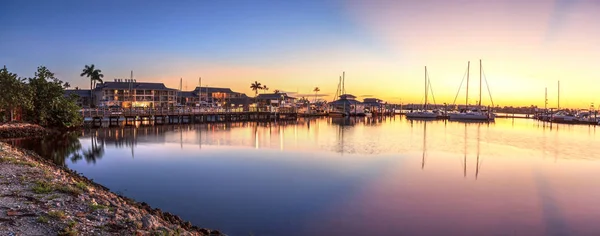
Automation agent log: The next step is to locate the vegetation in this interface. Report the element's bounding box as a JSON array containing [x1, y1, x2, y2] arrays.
[[0, 65, 83, 128], [250, 81, 262, 97], [90, 202, 109, 211], [0, 66, 32, 121], [37, 216, 49, 224], [32, 180, 53, 194], [48, 210, 67, 219], [56, 185, 83, 196], [80, 64, 104, 107], [75, 181, 88, 191], [313, 87, 320, 103]]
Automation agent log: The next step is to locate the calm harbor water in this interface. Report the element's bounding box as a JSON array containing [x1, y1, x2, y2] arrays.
[[8, 117, 600, 235]]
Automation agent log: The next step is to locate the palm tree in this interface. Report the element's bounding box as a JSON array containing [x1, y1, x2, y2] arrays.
[[80, 64, 104, 107], [273, 89, 280, 94], [313, 87, 320, 103], [250, 81, 262, 97], [63, 82, 71, 89], [262, 85, 269, 94]]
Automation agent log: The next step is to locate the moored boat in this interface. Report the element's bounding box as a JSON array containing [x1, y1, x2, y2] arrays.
[[449, 60, 495, 121]]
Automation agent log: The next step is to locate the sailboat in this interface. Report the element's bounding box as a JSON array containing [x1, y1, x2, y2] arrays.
[[406, 66, 438, 119], [449, 60, 495, 121]]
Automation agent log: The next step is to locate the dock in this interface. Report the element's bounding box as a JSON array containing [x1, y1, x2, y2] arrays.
[[81, 107, 298, 127]]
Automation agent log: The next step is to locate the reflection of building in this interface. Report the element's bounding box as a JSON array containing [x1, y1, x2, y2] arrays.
[[179, 87, 248, 107], [64, 89, 91, 107], [94, 80, 178, 108], [256, 93, 296, 107]]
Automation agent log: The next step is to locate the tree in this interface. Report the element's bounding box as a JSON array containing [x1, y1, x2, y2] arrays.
[[313, 87, 320, 103], [80, 64, 104, 107], [27, 66, 82, 128], [273, 89, 280, 94], [262, 85, 269, 94], [63, 82, 71, 89], [250, 81, 262, 97], [0, 66, 32, 122]]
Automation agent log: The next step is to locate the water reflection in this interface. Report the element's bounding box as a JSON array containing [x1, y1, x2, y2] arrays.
[[4, 117, 600, 235]]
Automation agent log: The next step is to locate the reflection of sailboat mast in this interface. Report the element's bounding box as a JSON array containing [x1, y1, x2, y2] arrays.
[[422, 122, 427, 169], [476, 124, 481, 179], [463, 124, 467, 177]]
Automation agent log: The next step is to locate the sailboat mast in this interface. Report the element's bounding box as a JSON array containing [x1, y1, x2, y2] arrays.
[[342, 71, 345, 95], [479, 59, 482, 108], [558, 80, 560, 110], [466, 61, 470, 110], [199, 77, 201, 107], [424, 66, 428, 110], [545, 87, 548, 111]]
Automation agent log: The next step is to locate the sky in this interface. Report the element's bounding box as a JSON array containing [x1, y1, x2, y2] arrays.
[[2, 0, 599, 108]]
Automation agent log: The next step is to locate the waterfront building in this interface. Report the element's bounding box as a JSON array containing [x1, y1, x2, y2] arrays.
[[178, 86, 248, 107], [329, 94, 365, 116], [256, 93, 297, 107], [94, 79, 178, 108]]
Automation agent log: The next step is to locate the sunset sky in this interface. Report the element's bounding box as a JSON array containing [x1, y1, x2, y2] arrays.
[[2, 0, 599, 108]]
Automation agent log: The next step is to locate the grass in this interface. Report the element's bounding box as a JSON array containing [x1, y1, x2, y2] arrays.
[[48, 210, 66, 219], [0, 158, 37, 167], [90, 203, 111, 211], [32, 181, 53, 194], [90, 203, 109, 211], [67, 220, 77, 228], [75, 182, 87, 192], [57, 220, 78, 236], [58, 227, 77, 236], [37, 216, 49, 224], [56, 185, 82, 196]]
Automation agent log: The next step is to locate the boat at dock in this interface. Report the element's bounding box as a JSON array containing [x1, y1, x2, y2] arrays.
[[406, 66, 439, 119], [551, 110, 578, 123], [449, 60, 495, 121]]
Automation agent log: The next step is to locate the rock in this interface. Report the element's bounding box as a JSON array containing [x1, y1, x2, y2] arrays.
[[141, 214, 159, 230], [7, 210, 18, 216]]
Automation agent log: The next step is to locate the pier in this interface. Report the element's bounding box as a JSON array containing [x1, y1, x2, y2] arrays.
[[81, 107, 298, 127]]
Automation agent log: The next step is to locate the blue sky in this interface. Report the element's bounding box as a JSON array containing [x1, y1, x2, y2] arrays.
[[2, 0, 383, 80], [2, 0, 600, 107]]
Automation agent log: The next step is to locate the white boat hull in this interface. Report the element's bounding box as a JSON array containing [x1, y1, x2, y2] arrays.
[[449, 113, 494, 121], [406, 112, 438, 119]]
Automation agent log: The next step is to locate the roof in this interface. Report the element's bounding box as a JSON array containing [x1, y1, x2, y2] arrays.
[[64, 89, 91, 97], [329, 99, 363, 105], [363, 98, 383, 103], [192, 86, 236, 94], [95, 82, 175, 90], [338, 94, 357, 100], [256, 93, 296, 100]]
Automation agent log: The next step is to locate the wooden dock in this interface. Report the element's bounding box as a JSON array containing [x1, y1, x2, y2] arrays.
[[81, 107, 298, 127]]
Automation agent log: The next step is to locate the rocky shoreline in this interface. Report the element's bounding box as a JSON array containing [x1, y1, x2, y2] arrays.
[[0, 123, 53, 139], [0, 141, 223, 235]]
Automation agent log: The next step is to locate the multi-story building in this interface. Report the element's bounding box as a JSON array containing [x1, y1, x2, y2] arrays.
[[94, 79, 178, 108], [179, 86, 248, 107]]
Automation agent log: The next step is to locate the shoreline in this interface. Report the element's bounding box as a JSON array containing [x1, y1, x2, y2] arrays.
[[0, 141, 223, 235]]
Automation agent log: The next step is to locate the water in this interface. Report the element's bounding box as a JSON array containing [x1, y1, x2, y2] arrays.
[[7, 117, 600, 235]]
